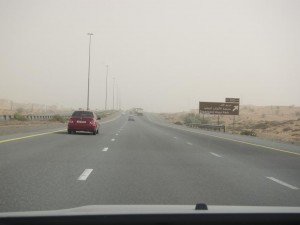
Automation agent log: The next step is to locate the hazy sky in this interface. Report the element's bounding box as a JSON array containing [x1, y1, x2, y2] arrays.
[[1, 0, 299, 112]]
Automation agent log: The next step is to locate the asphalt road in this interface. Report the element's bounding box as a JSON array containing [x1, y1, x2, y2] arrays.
[[0, 113, 299, 212]]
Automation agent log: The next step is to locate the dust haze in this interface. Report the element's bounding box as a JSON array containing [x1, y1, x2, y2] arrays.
[[1, 0, 300, 112]]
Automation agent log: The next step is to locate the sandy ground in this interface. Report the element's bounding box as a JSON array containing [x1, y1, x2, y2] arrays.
[[160, 105, 300, 145]]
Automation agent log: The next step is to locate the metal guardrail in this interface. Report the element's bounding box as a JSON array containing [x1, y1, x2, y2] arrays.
[[0, 111, 118, 121], [187, 123, 225, 132], [0, 113, 72, 121], [0, 115, 53, 121]]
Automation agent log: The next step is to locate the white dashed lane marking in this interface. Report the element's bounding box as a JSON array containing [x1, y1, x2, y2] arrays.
[[102, 147, 108, 152], [111, 138, 115, 142], [78, 169, 93, 181], [266, 177, 299, 190], [210, 152, 222, 158]]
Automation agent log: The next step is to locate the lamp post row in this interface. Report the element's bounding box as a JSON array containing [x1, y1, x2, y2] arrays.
[[86, 33, 119, 111]]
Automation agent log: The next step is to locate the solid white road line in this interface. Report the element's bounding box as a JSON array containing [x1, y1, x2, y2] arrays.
[[78, 169, 93, 181], [111, 138, 115, 142], [102, 147, 109, 152], [266, 177, 299, 190], [210, 152, 222, 157]]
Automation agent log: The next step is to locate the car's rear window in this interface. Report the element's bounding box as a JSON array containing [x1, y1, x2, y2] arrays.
[[72, 111, 94, 117]]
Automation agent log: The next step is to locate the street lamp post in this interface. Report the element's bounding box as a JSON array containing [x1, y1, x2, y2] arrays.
[[112, 77, 115, 110], [116, 85, 119, 111], [87, 32, 93, 110], [105, 65, 108, 110], [119, 89, 121, 110]]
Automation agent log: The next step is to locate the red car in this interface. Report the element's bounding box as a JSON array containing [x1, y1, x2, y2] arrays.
[[67, 111, 100, 135]]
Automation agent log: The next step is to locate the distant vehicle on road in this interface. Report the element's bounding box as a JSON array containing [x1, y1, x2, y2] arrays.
[[67, 111, 100, 135], [132, 107, 143, 116], [128, 115, 135, 121]]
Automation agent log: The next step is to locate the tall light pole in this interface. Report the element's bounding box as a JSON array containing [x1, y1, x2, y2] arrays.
[[87, 32, 93, 110], [119, 88, 121, 110], [112, 77, 115, 110], [116, 85, 119, 111], [105, 65, 108, 110]]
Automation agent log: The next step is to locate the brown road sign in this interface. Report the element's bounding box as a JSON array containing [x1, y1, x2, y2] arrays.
[[225, 98, 240, 103], [199, 102, 239, 115]]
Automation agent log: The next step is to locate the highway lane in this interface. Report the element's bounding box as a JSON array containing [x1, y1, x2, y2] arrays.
[[0, 113, 299, 212]]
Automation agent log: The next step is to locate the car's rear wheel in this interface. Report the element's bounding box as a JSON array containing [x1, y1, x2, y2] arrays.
[[92, 131, 96, 135]]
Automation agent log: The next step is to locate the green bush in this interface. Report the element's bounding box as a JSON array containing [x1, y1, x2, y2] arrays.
[[13, 113, 27, 121], [240, 130, 256, 136]]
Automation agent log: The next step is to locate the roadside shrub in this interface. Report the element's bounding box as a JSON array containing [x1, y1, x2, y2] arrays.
[[233, 126, 243, 131], [183, 113, 200, 124], [240, 130, 256, 136], [174, 121, 183, 125], [253, 122, 269, 129], [97, 112, 107, 119], [96, 110, 119, 119], [268, 121, 282, 126], [282, 127, 292, 132], [16, 107, 24, 113], [51, 114, 66, 123], [182, 113, 210, 125], [13, 113, 27, 121]]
